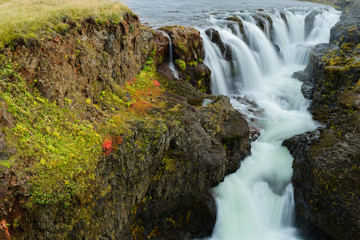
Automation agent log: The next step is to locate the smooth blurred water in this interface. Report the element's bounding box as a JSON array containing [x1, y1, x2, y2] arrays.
[[199, 7, 340, 240]]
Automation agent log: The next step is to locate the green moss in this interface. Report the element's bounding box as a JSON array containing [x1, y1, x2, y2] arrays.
[[188, 61, 198, 67], [0, 64, 102, 206], [200, 86, 207, 93], [0, 54, 7, 66], [175, 59, 186, 70], [194, 40, 199, 48], [176, 42, 186, 52], [162, 156, 176, 172], [0, 53, 166, 207]]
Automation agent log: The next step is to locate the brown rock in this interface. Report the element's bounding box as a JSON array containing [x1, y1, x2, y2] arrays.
[[161, 25, 205, 62], [154, 30, 170, 64]]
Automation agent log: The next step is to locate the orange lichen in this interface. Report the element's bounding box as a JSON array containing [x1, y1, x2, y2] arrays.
[[0, 219, 10, 240]]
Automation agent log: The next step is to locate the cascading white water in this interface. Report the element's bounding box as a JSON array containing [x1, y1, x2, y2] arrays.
[[200, 8, 340, 240]]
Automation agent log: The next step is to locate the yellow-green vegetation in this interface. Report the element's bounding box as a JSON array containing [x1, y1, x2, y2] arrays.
[[98, 56, 164, 118], [319, 43, 360, 96], [0, 53, 164, 207], [162, 156, 176, 172], [0, 62, 102, 206], [0, 0, 132, 50], [175, 59, 186, 70], [322, 43, 360, 68]]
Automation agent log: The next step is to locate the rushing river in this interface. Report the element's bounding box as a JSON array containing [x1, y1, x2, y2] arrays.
[[123, 0, 326, 27], [121, 1, 340, 239], [200, 8, 340, 240]]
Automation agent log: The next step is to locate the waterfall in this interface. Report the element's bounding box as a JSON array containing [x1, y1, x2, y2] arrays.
[[162, 31, 179, 79], [200, 7, 340, 240]]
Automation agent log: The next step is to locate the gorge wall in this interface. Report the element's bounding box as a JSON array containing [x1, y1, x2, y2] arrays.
[[0, 7, 250, 240], [1, 0, 359, 239], [284, 0, 360, 239]]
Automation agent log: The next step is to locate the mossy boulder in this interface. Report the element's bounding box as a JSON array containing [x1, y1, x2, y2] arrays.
[[160, 25, 204, 63], [159, 26, 212, 94], [134, 95, 250, 239]]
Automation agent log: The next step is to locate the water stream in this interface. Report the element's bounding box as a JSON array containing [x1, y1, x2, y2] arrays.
[[163, 32, 179, 79], [200, 8, 340, 240]]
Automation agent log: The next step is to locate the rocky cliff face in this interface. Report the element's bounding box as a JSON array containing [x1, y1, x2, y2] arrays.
[[284, 1, 360, 239], [0, 9, 250, 240]]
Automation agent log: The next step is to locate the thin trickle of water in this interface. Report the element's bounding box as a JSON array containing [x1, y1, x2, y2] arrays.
[[200, 7, 340, 240], [162, 32, 179, 79]]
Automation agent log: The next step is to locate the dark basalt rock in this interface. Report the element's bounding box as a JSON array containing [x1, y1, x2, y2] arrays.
[[154, 30, 170, 65], [205, 28, 232, 61], [285, 126, 360, 240], [280, 12, 288, 28], [305, 10, 317, 39], [330, 0, 360, 47], [226, 16, 246, 36], [293, 43, 329, 100], [272, 43, 280, 54], [131, 95, 250, 239], [161, 25, 205, 63], [251, 13, 274, 37]]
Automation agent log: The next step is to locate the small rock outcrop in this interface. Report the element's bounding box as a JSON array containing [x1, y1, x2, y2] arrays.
[[205, 28, 232, 61], [305, 10, 317, 38], [161, 26, 212, 94]]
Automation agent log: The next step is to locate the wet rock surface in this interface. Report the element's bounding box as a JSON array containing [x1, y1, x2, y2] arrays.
[[205, 28, 232, 61], [305, 10, 318, 39]]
